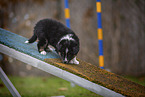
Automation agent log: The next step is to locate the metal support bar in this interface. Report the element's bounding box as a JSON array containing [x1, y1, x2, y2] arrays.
[[0, 67, 21, 97]]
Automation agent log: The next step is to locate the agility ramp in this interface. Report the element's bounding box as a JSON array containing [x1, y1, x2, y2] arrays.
[[0, 28, 145, 97]]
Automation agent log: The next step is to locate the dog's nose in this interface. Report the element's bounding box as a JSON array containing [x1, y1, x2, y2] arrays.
[[63, 60, 69, 64]]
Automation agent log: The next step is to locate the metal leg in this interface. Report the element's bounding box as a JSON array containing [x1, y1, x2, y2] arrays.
[[0, 67, 21, 97]]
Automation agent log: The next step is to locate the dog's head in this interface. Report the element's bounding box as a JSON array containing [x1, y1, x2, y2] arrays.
[[56, 40, 79, 64]]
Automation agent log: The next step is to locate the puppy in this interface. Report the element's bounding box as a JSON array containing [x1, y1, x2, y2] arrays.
[[25, 19, 79, 64]]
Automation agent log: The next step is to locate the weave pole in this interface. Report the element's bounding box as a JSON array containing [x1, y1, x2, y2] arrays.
[[64, 0, 76, 87], [64, 0, 71, 28], [96, 0, 104, 69]]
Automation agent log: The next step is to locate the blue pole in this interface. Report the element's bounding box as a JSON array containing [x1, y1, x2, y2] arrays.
[[96, 0, 104, 69], [64, 0, 71, 28]]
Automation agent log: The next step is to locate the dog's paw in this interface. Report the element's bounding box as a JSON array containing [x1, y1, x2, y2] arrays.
[[70, 57, 79, 65], [25, 40, 29, 43], [40, 51, 47, 55], [73, 60, 79, 65]]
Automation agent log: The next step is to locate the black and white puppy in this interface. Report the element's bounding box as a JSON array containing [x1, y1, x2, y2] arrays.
[[25, 19, 79, 64]]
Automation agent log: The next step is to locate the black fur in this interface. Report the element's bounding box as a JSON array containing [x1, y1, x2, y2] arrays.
[[27, 19, 79, 63]]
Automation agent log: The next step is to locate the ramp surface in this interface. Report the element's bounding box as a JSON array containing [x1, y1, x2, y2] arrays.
[[45, 58, 145, 97], [0, 28, 60, 60]]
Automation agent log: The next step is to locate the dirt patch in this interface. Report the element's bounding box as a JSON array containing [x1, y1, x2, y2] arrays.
[[44, 58, 145, 97]]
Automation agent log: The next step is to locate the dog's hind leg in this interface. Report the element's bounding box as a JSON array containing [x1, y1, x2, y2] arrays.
[[44, 41, 50, 52], [37, 39, 47, 55]]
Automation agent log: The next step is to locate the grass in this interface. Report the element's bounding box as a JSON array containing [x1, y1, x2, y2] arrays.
[[0, 76, 144, 97], [123, 76, 145, 86], [0, 76, 102, 97]]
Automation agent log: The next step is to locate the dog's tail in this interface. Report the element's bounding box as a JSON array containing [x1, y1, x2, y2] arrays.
[[25, 33, 37, 43]]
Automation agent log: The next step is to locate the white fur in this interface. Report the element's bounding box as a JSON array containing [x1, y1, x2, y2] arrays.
[[64, 48, 69, 62], [40, 51, 47, 55], [64, 57, 67, 62], [57, 34, 75, 45], [70, 57, 79, 65], [48, 47, 54, 52], [61, 34, 74, 41], [25, 40, 29, 43]]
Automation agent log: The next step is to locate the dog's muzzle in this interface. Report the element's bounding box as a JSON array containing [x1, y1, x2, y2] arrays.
[[63, 60, 69, 64]]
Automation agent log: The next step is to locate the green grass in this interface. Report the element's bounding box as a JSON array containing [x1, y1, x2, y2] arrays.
[[0, 76, 145, 97], [123, 76, 145, 86], [0, 76, 102, 97]]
